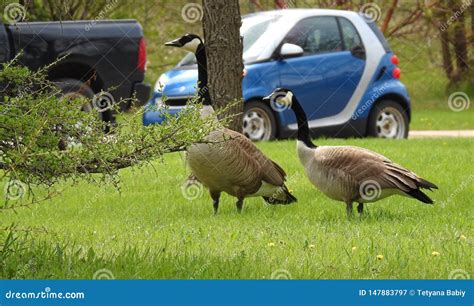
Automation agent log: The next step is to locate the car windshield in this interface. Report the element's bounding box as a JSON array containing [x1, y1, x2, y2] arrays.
[[178, 14, 280, 66]]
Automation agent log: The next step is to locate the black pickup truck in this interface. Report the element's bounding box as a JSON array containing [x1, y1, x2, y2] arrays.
[[0, 19, 150, 120]]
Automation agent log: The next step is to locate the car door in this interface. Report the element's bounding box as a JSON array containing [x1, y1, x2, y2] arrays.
[[277, 16, 365, 122]]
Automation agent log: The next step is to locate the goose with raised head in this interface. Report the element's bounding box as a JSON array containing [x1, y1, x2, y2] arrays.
[[263, 88, 437, 217], [165, 35, 296, 213], [164, 34, 211, 105]]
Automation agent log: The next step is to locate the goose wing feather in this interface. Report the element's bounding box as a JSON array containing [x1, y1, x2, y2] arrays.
[[224, 129, 286, 186], [316, 146, 430, 191], [203, 129, 263, 190]]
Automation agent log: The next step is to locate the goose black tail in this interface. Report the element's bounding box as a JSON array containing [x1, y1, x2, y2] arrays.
[[263, 186, 297, 205], [406, 189, 434, 204], [418, 178, 438, 190]]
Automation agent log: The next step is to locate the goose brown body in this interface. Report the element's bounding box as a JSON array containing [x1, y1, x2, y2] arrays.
[[165, 34, 296, 213], [188, 127, 291, 200], [264, 88, 437, 216], [297, 143, 437, 204]]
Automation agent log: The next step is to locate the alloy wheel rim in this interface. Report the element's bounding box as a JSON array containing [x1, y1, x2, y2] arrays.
[[243, 108, 272, 141], [375, 106, 405, 138]]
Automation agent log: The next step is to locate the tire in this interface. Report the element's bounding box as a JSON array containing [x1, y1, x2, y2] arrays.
[[243, 100, 277, 141], [367, 100, 409, 139], [53, 78, 114, 132]]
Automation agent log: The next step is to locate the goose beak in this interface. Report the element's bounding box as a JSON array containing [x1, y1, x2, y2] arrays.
[[164, 38, 183, 47], [262, 93, 272, 102]]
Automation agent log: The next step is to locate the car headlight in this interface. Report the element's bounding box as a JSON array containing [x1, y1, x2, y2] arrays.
[[154, 74, 169, 93]]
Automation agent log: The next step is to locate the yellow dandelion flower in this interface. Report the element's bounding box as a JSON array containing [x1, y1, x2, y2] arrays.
[[376, 254, 384, 260], [431, 251, 440, 257], [459, 235, 467, 241], [309, 244, 316, 249], [267, 242, 275, 247], [351, 246, 357, 252]]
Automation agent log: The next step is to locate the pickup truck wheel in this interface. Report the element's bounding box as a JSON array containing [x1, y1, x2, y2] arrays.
[[53, 78, 114, 131], [367, 100, 408, 139], [243, 100, 277, 141]]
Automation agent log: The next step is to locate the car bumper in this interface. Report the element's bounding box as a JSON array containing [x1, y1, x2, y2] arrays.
[[133, 82, 151, 106]]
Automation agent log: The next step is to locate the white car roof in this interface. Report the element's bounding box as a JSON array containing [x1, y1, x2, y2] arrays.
[[244, 9, 366, 62], [246, 8, 361, 18]]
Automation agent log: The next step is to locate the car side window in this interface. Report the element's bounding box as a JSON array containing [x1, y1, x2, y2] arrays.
[[338, 17, 363, 51], [284, 16, 342, 55]]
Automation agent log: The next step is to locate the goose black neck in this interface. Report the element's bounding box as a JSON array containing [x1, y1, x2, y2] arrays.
[[290, 96, 316, 148], [195, 44, 212, 105]]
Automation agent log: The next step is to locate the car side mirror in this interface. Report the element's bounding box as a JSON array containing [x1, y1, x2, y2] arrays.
[[279, 43, 304, 59], [350, 45, 366, 60]]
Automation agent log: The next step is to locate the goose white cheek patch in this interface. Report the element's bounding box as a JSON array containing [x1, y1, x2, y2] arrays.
[[281, 91, 293, 106], [183, 38, 201, 53]]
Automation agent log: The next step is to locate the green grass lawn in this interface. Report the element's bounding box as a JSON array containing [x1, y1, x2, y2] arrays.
[[1, 138, 472, 279], [410, 109, 474, 130]]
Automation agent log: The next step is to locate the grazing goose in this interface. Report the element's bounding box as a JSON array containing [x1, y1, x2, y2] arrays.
[[263, 88, 437, 217], [165, 34, 296, 213]]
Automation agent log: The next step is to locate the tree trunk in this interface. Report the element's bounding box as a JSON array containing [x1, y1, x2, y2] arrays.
[[440, 30, 454, 79], [434, 2, 454, 81], [202, 0, 244, 132], [451, 1, 469, 76], [470, 2, 474, 50]]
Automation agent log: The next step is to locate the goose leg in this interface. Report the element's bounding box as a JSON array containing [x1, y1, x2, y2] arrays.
[[210, 191, 221, 215], [236, 198, 244, 213], [357, 203, 364, 216], [345, 201, 353, 218]]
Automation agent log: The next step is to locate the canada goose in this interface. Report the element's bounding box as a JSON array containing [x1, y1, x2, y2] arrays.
[[164, 34, 211, 105], [263, 88, 438, 217], [165, 34, 296, 213]]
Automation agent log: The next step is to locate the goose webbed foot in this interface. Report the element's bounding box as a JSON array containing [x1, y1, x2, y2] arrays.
[[357, 203, 364, 216]]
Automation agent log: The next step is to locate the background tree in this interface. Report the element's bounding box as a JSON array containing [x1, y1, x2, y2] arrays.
[[202, 0, 244, 132], [18, 0, 118, 20], [430, 0, 472, 86]]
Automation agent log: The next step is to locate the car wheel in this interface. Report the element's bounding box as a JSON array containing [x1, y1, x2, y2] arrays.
[[53, 78, 114, 130], [367, 100, 409, 139], [243, 100, 277, 141]]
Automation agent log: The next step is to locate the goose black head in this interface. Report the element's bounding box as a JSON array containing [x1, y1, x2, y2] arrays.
[[164, 34, 203, 53], [263, 88, 294, 107]]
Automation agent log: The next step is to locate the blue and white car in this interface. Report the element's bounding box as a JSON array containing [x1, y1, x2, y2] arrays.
[[143, 9, 410, 140]]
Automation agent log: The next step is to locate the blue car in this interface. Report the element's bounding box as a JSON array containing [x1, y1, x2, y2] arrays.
[[144, 9, 410, 140]]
